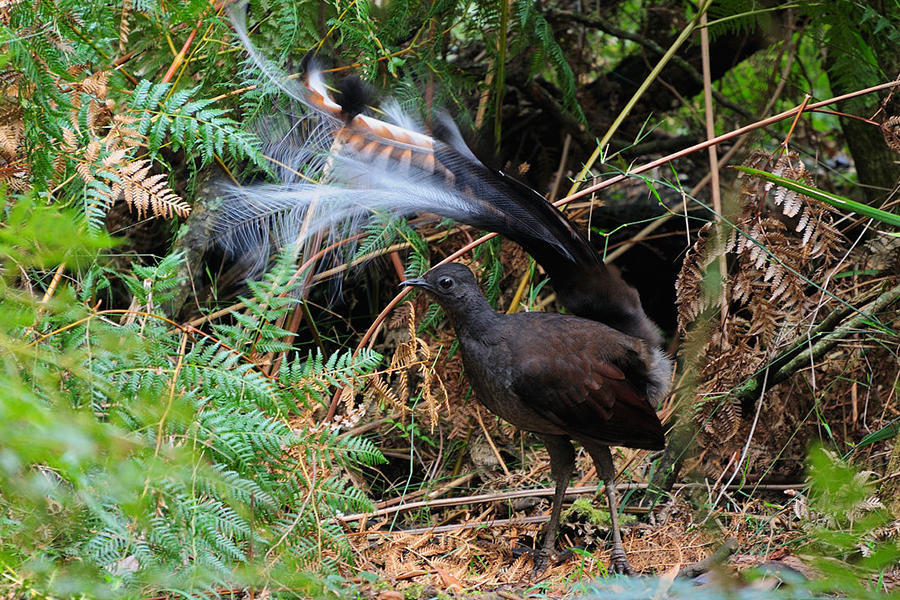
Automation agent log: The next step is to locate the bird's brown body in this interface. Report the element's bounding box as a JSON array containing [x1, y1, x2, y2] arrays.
[[404, 264, 669, 574], [453, 311, 665, 450]]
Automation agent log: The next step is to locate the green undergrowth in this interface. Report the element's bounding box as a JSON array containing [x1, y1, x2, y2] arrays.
[[563, 497, 637, 528], [0, 195, 384, 599]]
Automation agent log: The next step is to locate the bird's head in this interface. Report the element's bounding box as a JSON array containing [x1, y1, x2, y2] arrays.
[[400, 263, 485, 309]]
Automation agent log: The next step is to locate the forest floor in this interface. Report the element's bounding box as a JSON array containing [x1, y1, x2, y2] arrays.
[[323, 428, 850, 597], [332, 481, 836, 597]]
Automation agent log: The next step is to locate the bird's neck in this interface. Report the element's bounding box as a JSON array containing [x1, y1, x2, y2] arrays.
[[442, 296, 500, 339]]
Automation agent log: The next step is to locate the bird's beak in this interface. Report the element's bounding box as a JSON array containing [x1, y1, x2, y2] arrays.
[[400, 277, 431, 291]]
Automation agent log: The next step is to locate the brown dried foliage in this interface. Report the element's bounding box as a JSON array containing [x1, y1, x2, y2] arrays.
[[118, 0, 132, 55], [352, 499, 712, 589], [0, 76, 28, 190], [882, 115, 900, 153], [0, 65, 188, 220], [368, 301, 449, 432], [0, 1, 16, 26], [676, 150, 845, 445]]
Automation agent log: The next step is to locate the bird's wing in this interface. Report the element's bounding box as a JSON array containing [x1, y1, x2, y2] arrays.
[[509, 319, 665, 450]]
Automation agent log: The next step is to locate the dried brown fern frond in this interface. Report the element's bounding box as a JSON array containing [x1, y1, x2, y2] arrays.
[[73, 142, 189, 223], [375, 301, 449, 432], [71, 70, 110, 102], [0, 124, 20, 157], [674, 149, 849, 448], [0, 63, 188, 222], [363, 373, 400, 408], [675, 222, 722, 331], [105, 113, 142, 147], [682, 319, 750, 442], [59, 70, 190, 222], [881, 115, 900, 153], [737, 152, 842, 268], [695, 390, 740, 441], [118, 0, 132, 55], [0, 160, 28, 190], [114, 158, 190, 219], [729, 150, 844, 323], [0, 116, 22, 158], [0, 92, 26, 187]]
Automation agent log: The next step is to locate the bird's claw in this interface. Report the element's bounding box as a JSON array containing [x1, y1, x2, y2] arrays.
[[531, 548, 551, 577], [608, 549, 634, 576], [517, 546, 573, 578]]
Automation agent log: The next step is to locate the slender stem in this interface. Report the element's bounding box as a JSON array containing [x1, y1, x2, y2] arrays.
[[566, 0, 713, 198], [700, 10, 728, 327], [333, 481, 805, 524], [560, 79, 900, 205], [493, 0, 509, 153]]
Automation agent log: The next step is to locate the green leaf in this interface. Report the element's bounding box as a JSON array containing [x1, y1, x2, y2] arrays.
[[735, 166, 900, 227], [857, 419, 900, 448]]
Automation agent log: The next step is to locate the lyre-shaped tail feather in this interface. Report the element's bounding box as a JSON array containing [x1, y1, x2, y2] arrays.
[[217, 7, 661, 346], [293, 66, 596, 271]]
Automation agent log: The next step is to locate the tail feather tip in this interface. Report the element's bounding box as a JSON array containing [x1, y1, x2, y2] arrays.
[[336, 76, 373, 122]]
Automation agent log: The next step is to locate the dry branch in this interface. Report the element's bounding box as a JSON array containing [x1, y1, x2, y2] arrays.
[[734, 281, 900, 409]]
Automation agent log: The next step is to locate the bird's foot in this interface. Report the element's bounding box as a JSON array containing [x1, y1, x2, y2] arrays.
[[608, 547, 634, 576], [513, 544, 573, 578], [531, 547, 552, 577], [532, 547, 574, 577]]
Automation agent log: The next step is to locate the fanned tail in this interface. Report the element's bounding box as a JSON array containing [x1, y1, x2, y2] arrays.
[[215, 7, 661, 346]]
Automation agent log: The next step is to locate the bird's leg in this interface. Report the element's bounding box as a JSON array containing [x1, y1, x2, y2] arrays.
[[591, 444, 634, 576], [533, 435, 575, 573]]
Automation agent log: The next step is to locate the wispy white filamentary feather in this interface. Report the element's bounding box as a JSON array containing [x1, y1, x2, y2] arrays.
[[213, 6, 601, 283]]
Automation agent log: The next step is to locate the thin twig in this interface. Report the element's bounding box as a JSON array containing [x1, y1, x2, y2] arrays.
[[30, 262, 67, 331], [334, 481, 804, 524], [561, 79, 900, 206], [699, 10, 727, 328], [376, 473, 478, 510], [364, 515, 551, 538], [549, 133, 572, 203], [474, 406, 511, 477]]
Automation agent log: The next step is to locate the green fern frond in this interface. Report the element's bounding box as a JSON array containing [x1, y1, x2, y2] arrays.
[[511, 0, 585, 123], [129, 80, 265, 169]]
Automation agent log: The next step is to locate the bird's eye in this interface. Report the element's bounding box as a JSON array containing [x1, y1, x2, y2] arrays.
[[438, 276, 454, 290]]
